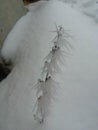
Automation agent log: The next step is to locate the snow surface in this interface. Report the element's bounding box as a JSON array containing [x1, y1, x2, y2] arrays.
[[80, 0, 98, 22], [0, 0, 98, 130], [72, 0, 98, 23], [63, 0, 98, 23]]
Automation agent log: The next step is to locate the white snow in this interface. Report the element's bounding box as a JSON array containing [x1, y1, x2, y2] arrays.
[[0, 0, 98, 130], [80, 0, 98, 22], [63, 0, 98, 23], [73, 0, 98, 23]]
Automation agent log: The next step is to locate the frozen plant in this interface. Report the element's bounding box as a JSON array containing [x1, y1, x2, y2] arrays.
[[33, 79, 45, 123], [33, 25, 72, 123]]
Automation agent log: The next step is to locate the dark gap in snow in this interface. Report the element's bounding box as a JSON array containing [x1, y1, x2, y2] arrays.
[[23, 0, 41, 5], [0, 57, 12, 82]]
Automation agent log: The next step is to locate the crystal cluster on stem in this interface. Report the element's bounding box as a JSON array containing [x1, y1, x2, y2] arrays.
[[33, 25, 72, 123]]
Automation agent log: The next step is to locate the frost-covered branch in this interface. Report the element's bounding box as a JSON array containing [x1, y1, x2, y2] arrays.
[[33, 25, 72, 123]]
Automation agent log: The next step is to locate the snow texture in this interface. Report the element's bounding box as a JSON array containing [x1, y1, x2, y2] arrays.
[[68, 0, 98, 23], [0, 0, 98, 130]]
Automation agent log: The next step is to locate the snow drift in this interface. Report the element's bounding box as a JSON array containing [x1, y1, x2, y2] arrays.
[[0, 1, 98, 130]]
